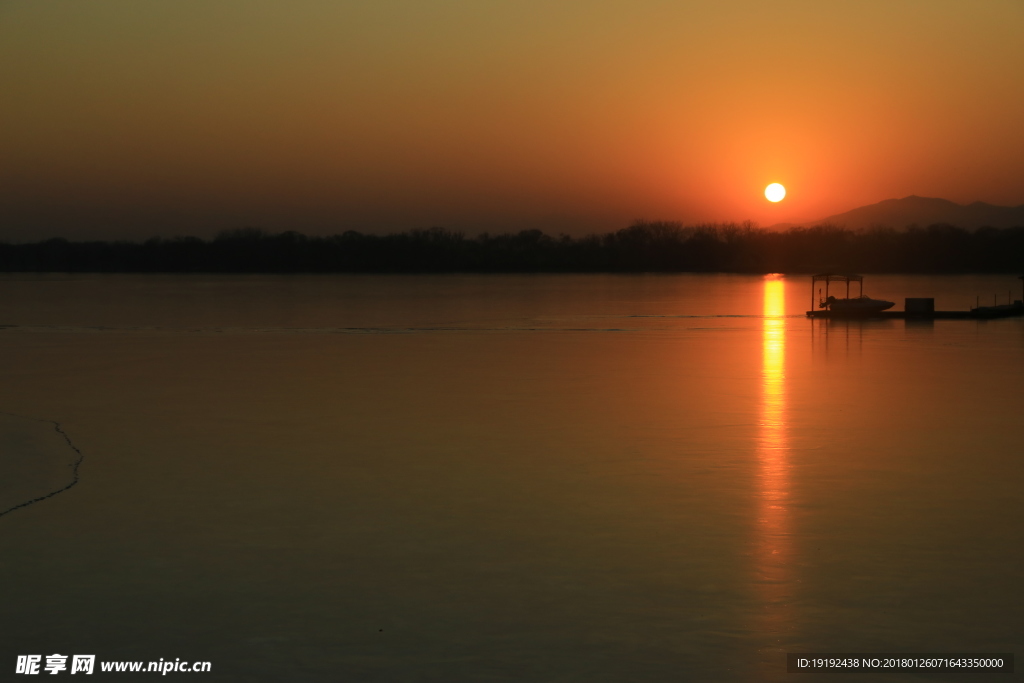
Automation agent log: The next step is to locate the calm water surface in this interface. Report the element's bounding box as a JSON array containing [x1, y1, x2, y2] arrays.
[[1, 274, 1021, 682]]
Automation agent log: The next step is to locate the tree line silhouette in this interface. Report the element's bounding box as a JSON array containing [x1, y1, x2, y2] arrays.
[[1, 222, 1022, 273]]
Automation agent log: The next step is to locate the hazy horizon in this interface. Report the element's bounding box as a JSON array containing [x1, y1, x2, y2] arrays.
[[2, 1, 1023, 241], [4, 194, 1024, 245]]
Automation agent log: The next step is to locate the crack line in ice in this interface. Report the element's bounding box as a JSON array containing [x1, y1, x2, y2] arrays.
[[0, 412, 84, 519]]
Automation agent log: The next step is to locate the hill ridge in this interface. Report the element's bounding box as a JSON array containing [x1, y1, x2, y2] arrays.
[[802, 195, 1024, 230]]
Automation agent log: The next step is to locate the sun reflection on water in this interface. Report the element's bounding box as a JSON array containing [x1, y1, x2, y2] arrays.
[[756, 275, 793, 643]]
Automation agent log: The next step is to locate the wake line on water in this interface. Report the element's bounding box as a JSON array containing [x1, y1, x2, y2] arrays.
[[628, 314, 804, 318], [0, 327, 638, 335], [0, 315, 792, 335], [0, 412, 84, 519]]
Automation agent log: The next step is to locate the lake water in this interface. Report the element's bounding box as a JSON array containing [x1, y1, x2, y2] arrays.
[[1, 273, 1022, 681]]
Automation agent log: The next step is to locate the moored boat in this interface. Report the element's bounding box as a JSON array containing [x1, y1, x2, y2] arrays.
[[809, 273, 894, 316], [821, 294, 895, 314]]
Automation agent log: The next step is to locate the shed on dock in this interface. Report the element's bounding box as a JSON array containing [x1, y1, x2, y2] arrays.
[[905, 298, 935, 315]]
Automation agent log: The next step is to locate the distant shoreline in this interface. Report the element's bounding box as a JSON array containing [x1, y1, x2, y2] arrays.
[[1, 222, 1022, 274]]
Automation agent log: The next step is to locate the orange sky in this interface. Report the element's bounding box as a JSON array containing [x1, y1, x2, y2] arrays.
[[2, 0, 1023, 239]]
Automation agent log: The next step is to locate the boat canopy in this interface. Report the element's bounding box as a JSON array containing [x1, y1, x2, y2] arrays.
[[811, 273, 864, 309], [811, 273, 863, 285]]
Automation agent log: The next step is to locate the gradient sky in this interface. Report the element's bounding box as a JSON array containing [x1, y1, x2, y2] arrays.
[[2, 0, 1023, 240]]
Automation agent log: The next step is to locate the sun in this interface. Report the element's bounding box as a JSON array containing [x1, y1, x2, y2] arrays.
[[765, 183, 786, 202]]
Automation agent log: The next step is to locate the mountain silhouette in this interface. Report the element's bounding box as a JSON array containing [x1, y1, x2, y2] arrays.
[[810, 195, 1024, 230]]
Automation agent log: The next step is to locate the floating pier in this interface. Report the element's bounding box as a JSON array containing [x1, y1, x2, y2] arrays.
[[806, 307, 1024, 320]]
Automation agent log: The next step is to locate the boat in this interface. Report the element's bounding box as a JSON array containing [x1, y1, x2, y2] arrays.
[[809, 273, 895, 316], [821, 294, 895, 314]]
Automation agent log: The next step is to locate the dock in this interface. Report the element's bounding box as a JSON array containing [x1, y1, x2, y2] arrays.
[[806, 273, 1024, 320], [806, 308, 1024, 320]]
